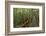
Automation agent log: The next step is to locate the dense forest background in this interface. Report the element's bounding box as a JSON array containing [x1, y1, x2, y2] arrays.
[[13, 8, 39, 28]]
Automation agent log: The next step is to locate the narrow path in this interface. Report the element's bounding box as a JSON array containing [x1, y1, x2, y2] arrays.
[[20, 19, 29, 27]]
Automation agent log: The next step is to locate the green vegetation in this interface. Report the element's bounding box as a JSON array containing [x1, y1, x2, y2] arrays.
[[13, 8, 39, 28]]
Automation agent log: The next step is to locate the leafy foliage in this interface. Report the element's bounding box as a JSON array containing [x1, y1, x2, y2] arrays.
[[13, 8, 39, 28]]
